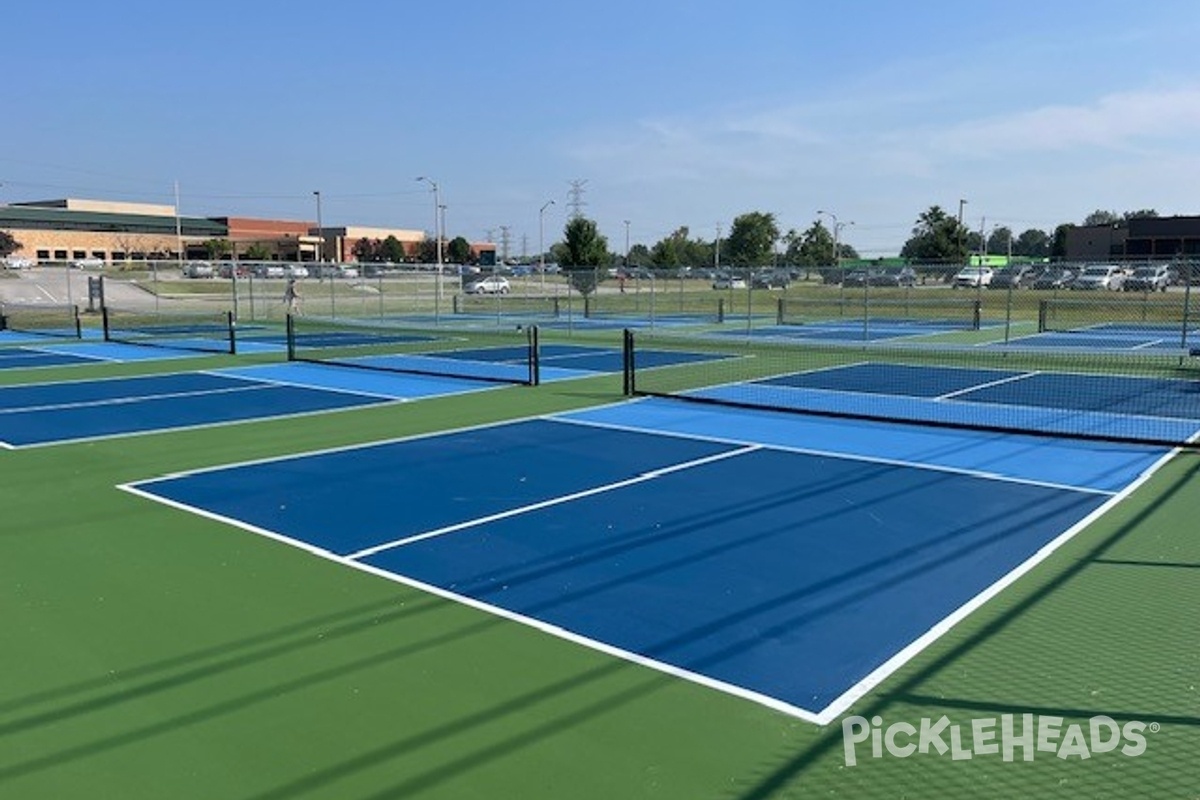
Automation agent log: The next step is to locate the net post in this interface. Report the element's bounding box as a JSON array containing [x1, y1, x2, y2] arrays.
[[776, 297, 784, 326], [1037, 299, 1048, 332], [717, 298, 725, 323], [971, 299, 981, 330], [584, 295, 592, 319], [226, 310, 236, 355], [72, 306, 82, 339], [553, 296, 560, 318], [285, 313, 296, 361], [528, 324, 540, 386], [101, 306, 112, 342], [622, 328, 635, 396], [0, 310, 7, 331], [453, 294, 460, 314]]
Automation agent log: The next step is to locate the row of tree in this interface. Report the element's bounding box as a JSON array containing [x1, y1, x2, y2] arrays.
[[0, 207, 1164, 266]]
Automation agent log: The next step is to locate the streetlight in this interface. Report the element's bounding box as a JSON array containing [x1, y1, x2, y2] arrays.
[[817, 210, 850, 274], [958, 198, 968, 265], [415, 176, 443, 321], [539, 200, 554, 294], [314, 190, 333, 316]]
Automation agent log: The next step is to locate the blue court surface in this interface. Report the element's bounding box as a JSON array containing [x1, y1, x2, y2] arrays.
[[715, 320, 972, 342], [1001, 326, 1196, 352], [0, 334, 228, 368], [125, 402, 1173, 722], [690, 362, 1200, 444], [327, 343, 723, 381], [0, 364, 512, 447]]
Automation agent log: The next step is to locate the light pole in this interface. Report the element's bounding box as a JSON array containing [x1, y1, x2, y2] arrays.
[[416, 176, 443, 320], [539, 200, 554, 294], [957, 198, 968, 265], [314, 190, 332, 317]]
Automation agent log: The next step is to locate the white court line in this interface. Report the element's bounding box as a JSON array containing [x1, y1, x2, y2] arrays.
[[116, 421, 1187, 726], [345, 445, 762, 560], [0, 383, 272, 415], [549, 413, 1118, 497], [814, 443, 1184, 724], [115, 472, 824, 725], [935, 370, 1040, 401]]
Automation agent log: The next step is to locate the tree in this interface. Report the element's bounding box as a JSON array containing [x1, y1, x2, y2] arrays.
[[381, 236, 408, 263], [243, 243, 272, 261], [1123, 209, 1158, 221], [724, 212, 779, 266], [1051, 224, 1074, 260], [784, 222, 836, 267], [649, 226, 712, 270], [1012, 228, 1051, 258], [560, 217, 609, 296], [627, 243, 651, 266], [899, 205, 970, 263], [985, 226, 1013, 256], [446, 236, 471, 264], [202, 238, 231, 260], [0, 231, 21, 258], [352, 237, 381, 262], [1083, 210, 1120, 226]]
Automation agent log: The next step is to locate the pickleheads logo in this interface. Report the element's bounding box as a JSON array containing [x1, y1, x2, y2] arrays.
[[842, 714, 1157, 766]]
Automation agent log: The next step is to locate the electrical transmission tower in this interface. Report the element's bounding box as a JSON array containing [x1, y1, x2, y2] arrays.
[[567, 179, 588, 219], [499, 226, 512, 263]]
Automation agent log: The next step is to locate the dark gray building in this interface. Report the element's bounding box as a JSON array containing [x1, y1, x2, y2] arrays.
[[1066, 215, 1200, 261]]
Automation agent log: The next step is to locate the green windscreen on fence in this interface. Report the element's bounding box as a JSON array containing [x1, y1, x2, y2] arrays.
[[0, 303, 82, 339], [287, 315, 540, 386], [624, 328, 1200, 448]]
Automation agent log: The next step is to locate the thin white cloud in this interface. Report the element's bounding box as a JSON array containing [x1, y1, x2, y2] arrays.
[[931, 87, 1200, 156]]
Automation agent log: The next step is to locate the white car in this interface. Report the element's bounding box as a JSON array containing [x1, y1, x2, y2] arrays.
[[464, 275, 510, 295], [1, 257, 33, 269], [1071, 265, 1126, 290], [73, 257, 105, 269], [953, 266, 993, 288], [182, 261, 215, 278], [288, 265, 310, 279]]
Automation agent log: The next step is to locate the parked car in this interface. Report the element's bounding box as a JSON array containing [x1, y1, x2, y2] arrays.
[[73, 257, 105, 269], [464, 275, 510, 294], [952, 266, 994, 288], [712, 273, 747, 290], [288, 265, 310, 279], [182, 261, 215, 278], [1070, 264, 1125, 290], [842, 270, 870, 288], [1030, 268, 1076, 289], [988, 265, 1035, 289], [1, 257, 33, 269], [1122, 265, 1172, 292], [868, 267, 917, 287], [751, 270, 791, 289]]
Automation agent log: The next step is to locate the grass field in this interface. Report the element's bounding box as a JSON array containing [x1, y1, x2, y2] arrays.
[[1, 319, 1197, 799]]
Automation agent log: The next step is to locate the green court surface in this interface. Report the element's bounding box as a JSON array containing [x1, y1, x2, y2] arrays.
[[1, 336, 1197, 800]]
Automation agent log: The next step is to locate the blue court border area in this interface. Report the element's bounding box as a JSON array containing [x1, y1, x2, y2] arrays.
[[125, 404, 1172, 722], [0, 364, 510, 448]]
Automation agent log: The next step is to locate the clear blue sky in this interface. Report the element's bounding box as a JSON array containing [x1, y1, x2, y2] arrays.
[[6, 0, 1200, 256]]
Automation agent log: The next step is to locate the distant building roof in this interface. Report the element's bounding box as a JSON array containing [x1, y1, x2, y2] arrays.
[[14, 198, 177, 217], [0, 203, 225, 237]]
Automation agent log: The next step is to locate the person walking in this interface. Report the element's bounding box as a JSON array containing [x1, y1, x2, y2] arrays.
[[284, 276, 303, 315]]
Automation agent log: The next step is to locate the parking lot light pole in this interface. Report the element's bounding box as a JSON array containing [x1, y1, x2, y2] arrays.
[[416, 176, 443, 321], [539, 200, 554, 295], [314, 190, 332, 317]]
